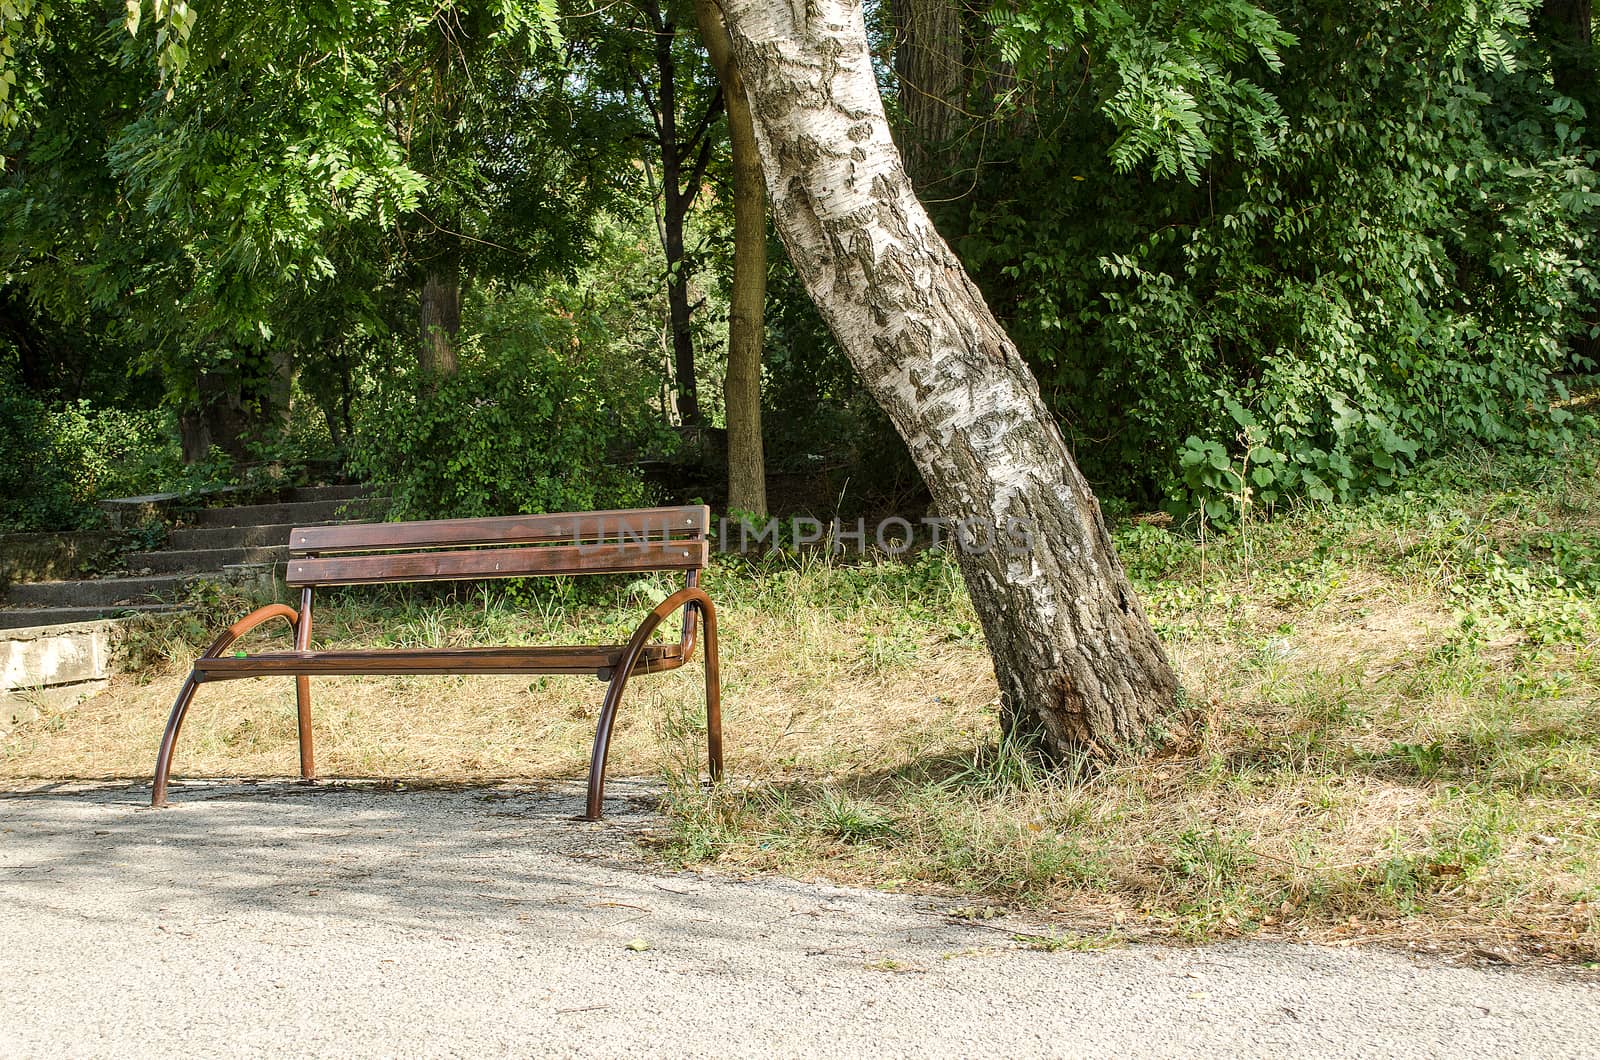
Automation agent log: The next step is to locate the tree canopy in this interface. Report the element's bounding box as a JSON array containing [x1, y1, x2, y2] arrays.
[[1, 0, 1594, 527]]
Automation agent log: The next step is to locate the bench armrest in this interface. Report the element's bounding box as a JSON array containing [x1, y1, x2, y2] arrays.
[[199, 603, 301, 662]]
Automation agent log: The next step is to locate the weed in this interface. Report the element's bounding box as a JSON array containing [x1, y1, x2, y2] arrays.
[[811, 789, 900, 842], [1386, 741, 1448, 781], [1015, 929, 1122, 952]]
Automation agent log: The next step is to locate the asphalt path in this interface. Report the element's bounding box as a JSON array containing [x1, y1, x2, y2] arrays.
[[2, 781, 1596, 1058]]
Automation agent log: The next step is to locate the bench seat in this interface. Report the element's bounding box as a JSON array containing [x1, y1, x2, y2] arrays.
[[192, 644, 682, 679]]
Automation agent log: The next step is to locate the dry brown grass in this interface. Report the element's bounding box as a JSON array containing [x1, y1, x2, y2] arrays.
[[0, 560, 994, 788], [653, 581, 1599, 958], [653, 443, 1600, 961]]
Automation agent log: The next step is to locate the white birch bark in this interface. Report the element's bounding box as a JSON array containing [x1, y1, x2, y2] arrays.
[[715, 0, 1181, 754]]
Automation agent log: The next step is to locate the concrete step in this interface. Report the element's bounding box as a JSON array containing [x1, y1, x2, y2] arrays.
[[168, 522, 324, 551], [189, 496, 383, 529], [5, 573, 197, 609], [123, 545, 288, 574], [285, 484, 369, 503], [0, 604, 180, 631]]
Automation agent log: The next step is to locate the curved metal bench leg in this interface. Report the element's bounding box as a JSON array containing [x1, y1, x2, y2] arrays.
[[584, 587, 721, 821], [702, 601, 723, 783], [586, 669, 629, 820], [149, 603, 300, 808], [150, 671, 203, 808], [294, 587, 315, 781]]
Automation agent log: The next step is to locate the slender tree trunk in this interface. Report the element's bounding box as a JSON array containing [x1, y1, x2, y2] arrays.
[[635, 0, 723, 427], [419, 263, 461, 377], [321, 401, 345, 450], [648, 4, 703, 426], [891, 0, 965, 193], [662, 186, 702, 425], [695, 0, 768, 516], [716, 0, 1181, 756]]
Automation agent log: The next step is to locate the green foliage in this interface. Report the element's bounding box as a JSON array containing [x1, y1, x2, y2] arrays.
[[8, 0, 1597, 539], [759, 241, 919, 501], [990, 0, 1297, 182], [952, 0, 1600, 517], [351, 284, 657, 521], [0, 388, 199, 531], [4, 0, 636, 455]]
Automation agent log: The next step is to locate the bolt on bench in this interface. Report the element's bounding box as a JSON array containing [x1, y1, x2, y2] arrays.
[[150, 505, 721, 819]]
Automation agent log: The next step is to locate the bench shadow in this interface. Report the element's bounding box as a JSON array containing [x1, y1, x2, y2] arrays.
[[0, 780, 947, 968]]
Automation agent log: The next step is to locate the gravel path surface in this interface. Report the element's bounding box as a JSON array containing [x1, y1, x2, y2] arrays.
[[1, 781, 1596, 1058]]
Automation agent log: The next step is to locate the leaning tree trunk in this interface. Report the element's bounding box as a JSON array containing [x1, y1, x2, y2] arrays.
[[695, 0, 769, 517], [716, 0, 1180, 756]]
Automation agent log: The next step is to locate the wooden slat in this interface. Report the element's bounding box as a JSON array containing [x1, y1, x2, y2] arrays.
[[194, 644, 680, 679], [285, 538, 708, 586], [290, 505, 709, 556]]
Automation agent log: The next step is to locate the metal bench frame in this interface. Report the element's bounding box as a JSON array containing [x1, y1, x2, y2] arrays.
[[150, 505, 721, 819]]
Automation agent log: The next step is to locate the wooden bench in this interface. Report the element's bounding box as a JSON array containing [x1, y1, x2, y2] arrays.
[[150, 505, 721, 819]]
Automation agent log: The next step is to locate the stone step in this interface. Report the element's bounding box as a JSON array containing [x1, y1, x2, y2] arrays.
[[101, 482, 372, 528], [167, 522, 325, 551], [0, 604, 180, 631], [5, 573, 197, 609], [3, 618, 118, 689], [122, 545, 289, 574], [285, 484, 369, 503], [189, 496, 384, 529]]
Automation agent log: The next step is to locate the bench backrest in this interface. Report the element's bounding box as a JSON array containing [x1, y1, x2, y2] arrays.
[[285, 505, 710, 587]]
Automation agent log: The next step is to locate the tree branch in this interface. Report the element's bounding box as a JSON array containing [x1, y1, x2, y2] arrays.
[[680, 86, 725, 156]]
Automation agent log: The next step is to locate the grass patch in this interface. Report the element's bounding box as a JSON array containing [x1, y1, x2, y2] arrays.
[[4, 421, 1599, 958], [646, 426, 1600, 958]]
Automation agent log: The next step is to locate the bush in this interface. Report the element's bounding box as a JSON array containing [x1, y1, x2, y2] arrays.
[[0, 389, 182, 531], [950, 0, 1600, 518], [351, 287, 656, 520]]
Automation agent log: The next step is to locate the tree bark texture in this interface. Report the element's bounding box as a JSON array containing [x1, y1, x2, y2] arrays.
[[180, 370, 255, 464], [663, 202, 700, 424], [695, 0, 769, 516], [419, 264, 461, 378], [716, 0, 1181, 756], [890, 0, 965, 193]]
